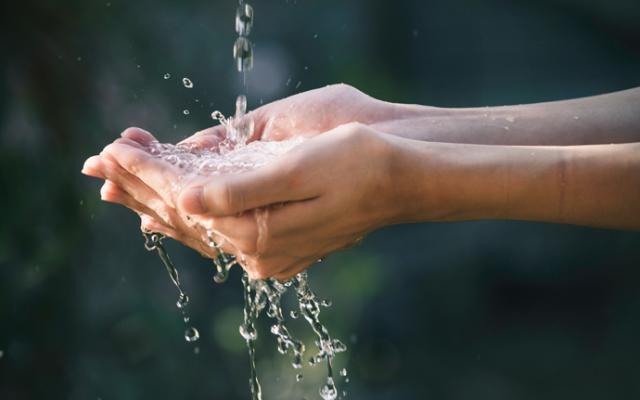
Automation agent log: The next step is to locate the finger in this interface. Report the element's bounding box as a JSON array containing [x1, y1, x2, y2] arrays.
[[178, 125, 226, 149], [140, 214, 180, 240], [100, 180, 171, 225], [82, 155, 106, 179], [114, 137, 147, 150], [206, 213, 257, 245], [100, 180, 126, 203], [99, 155, 174, 224], [102, 142, 181, 206], [178, 159, 318, 217], [120, 127, 157, 146], [98, 154, 221, 250]]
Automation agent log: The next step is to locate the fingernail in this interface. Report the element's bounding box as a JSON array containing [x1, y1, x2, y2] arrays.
[[181, 186, 208, 214]]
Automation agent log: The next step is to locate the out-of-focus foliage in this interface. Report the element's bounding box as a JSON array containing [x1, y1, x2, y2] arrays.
[[0, 0, 639, 399]]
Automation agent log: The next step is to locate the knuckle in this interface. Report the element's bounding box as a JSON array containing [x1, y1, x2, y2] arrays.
[[334, 122, 368, 142], [347, 121, 367, 132], [205, 182, 238, 215], [330, 82, 358, 96], [128, 153, 146, 175]]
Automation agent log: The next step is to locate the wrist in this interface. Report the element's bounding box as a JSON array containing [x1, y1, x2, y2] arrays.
[[371, 102, 461, 141], [385, 137, 510, 224]]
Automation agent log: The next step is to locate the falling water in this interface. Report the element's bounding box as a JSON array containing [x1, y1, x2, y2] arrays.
[[142, 232, 200, 345], [138, 1, 349, 398]]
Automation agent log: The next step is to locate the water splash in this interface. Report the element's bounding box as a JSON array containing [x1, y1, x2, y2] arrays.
[[144, 134, 304, 178], [235, 271, 347, 400]]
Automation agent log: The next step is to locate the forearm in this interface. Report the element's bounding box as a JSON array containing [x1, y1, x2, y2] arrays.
[[373, 87, 640, 146], [389, 137, 640, 230]]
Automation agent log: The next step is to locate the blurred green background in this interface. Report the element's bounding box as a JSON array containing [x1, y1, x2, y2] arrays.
[[1, 0, 640, 399]]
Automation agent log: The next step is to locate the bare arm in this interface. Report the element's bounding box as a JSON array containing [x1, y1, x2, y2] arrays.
[[83, 87, 640, 279], [375, 87, 640, 146], [391, 138, 640, 230]]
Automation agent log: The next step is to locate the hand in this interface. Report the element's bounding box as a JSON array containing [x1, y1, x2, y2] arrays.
[[177, 123, 396, 280], [180, 83, 396, 148], [85, 123, 397, 280], [83, 84, 394, 227]]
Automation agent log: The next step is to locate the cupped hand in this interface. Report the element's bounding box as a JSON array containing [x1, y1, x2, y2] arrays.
[[180, 83, 396, 148], [177, 123, 398, 280], [84, 123, 398, 280], [84, 83, 393, 224]]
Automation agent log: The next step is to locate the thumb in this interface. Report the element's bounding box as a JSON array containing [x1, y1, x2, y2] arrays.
[[178, 160, 316, 217]]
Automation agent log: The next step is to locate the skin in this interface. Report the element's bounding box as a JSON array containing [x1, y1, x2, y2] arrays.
[[82, 84, 640, 280]]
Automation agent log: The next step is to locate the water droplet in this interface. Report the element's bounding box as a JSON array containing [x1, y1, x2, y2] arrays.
[[183, 109, 190, 115], [504, 126, 510, 131], [213, 271, 228, 284], [296, 373, 303, 382], [164, 73, 171, 79], [340, 368, 347, 377], [185, 327, 200, 342], [182, 77, 194, 88], [240, 323, 258, 341], [505, 116, 515, 123], [313, 33, 319, 39], [342, 390, 348, 397], [235, 3, 254, 36], [319, 377, 337, 400], [573, 115, 580, 120], [233, 37, 254, 72], [194, 346, 200, 355], [320, 299, 332, 307], [290, 310, 299, 319], [295, 81, 302, 89], [177, 293, 190, 309], [0, 350, 3, 359], [332, 339, 347, 353], [345, 377, 350, 383]]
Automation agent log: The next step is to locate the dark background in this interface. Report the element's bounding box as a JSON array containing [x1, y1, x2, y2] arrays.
[[1, 0, 639, 399]]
